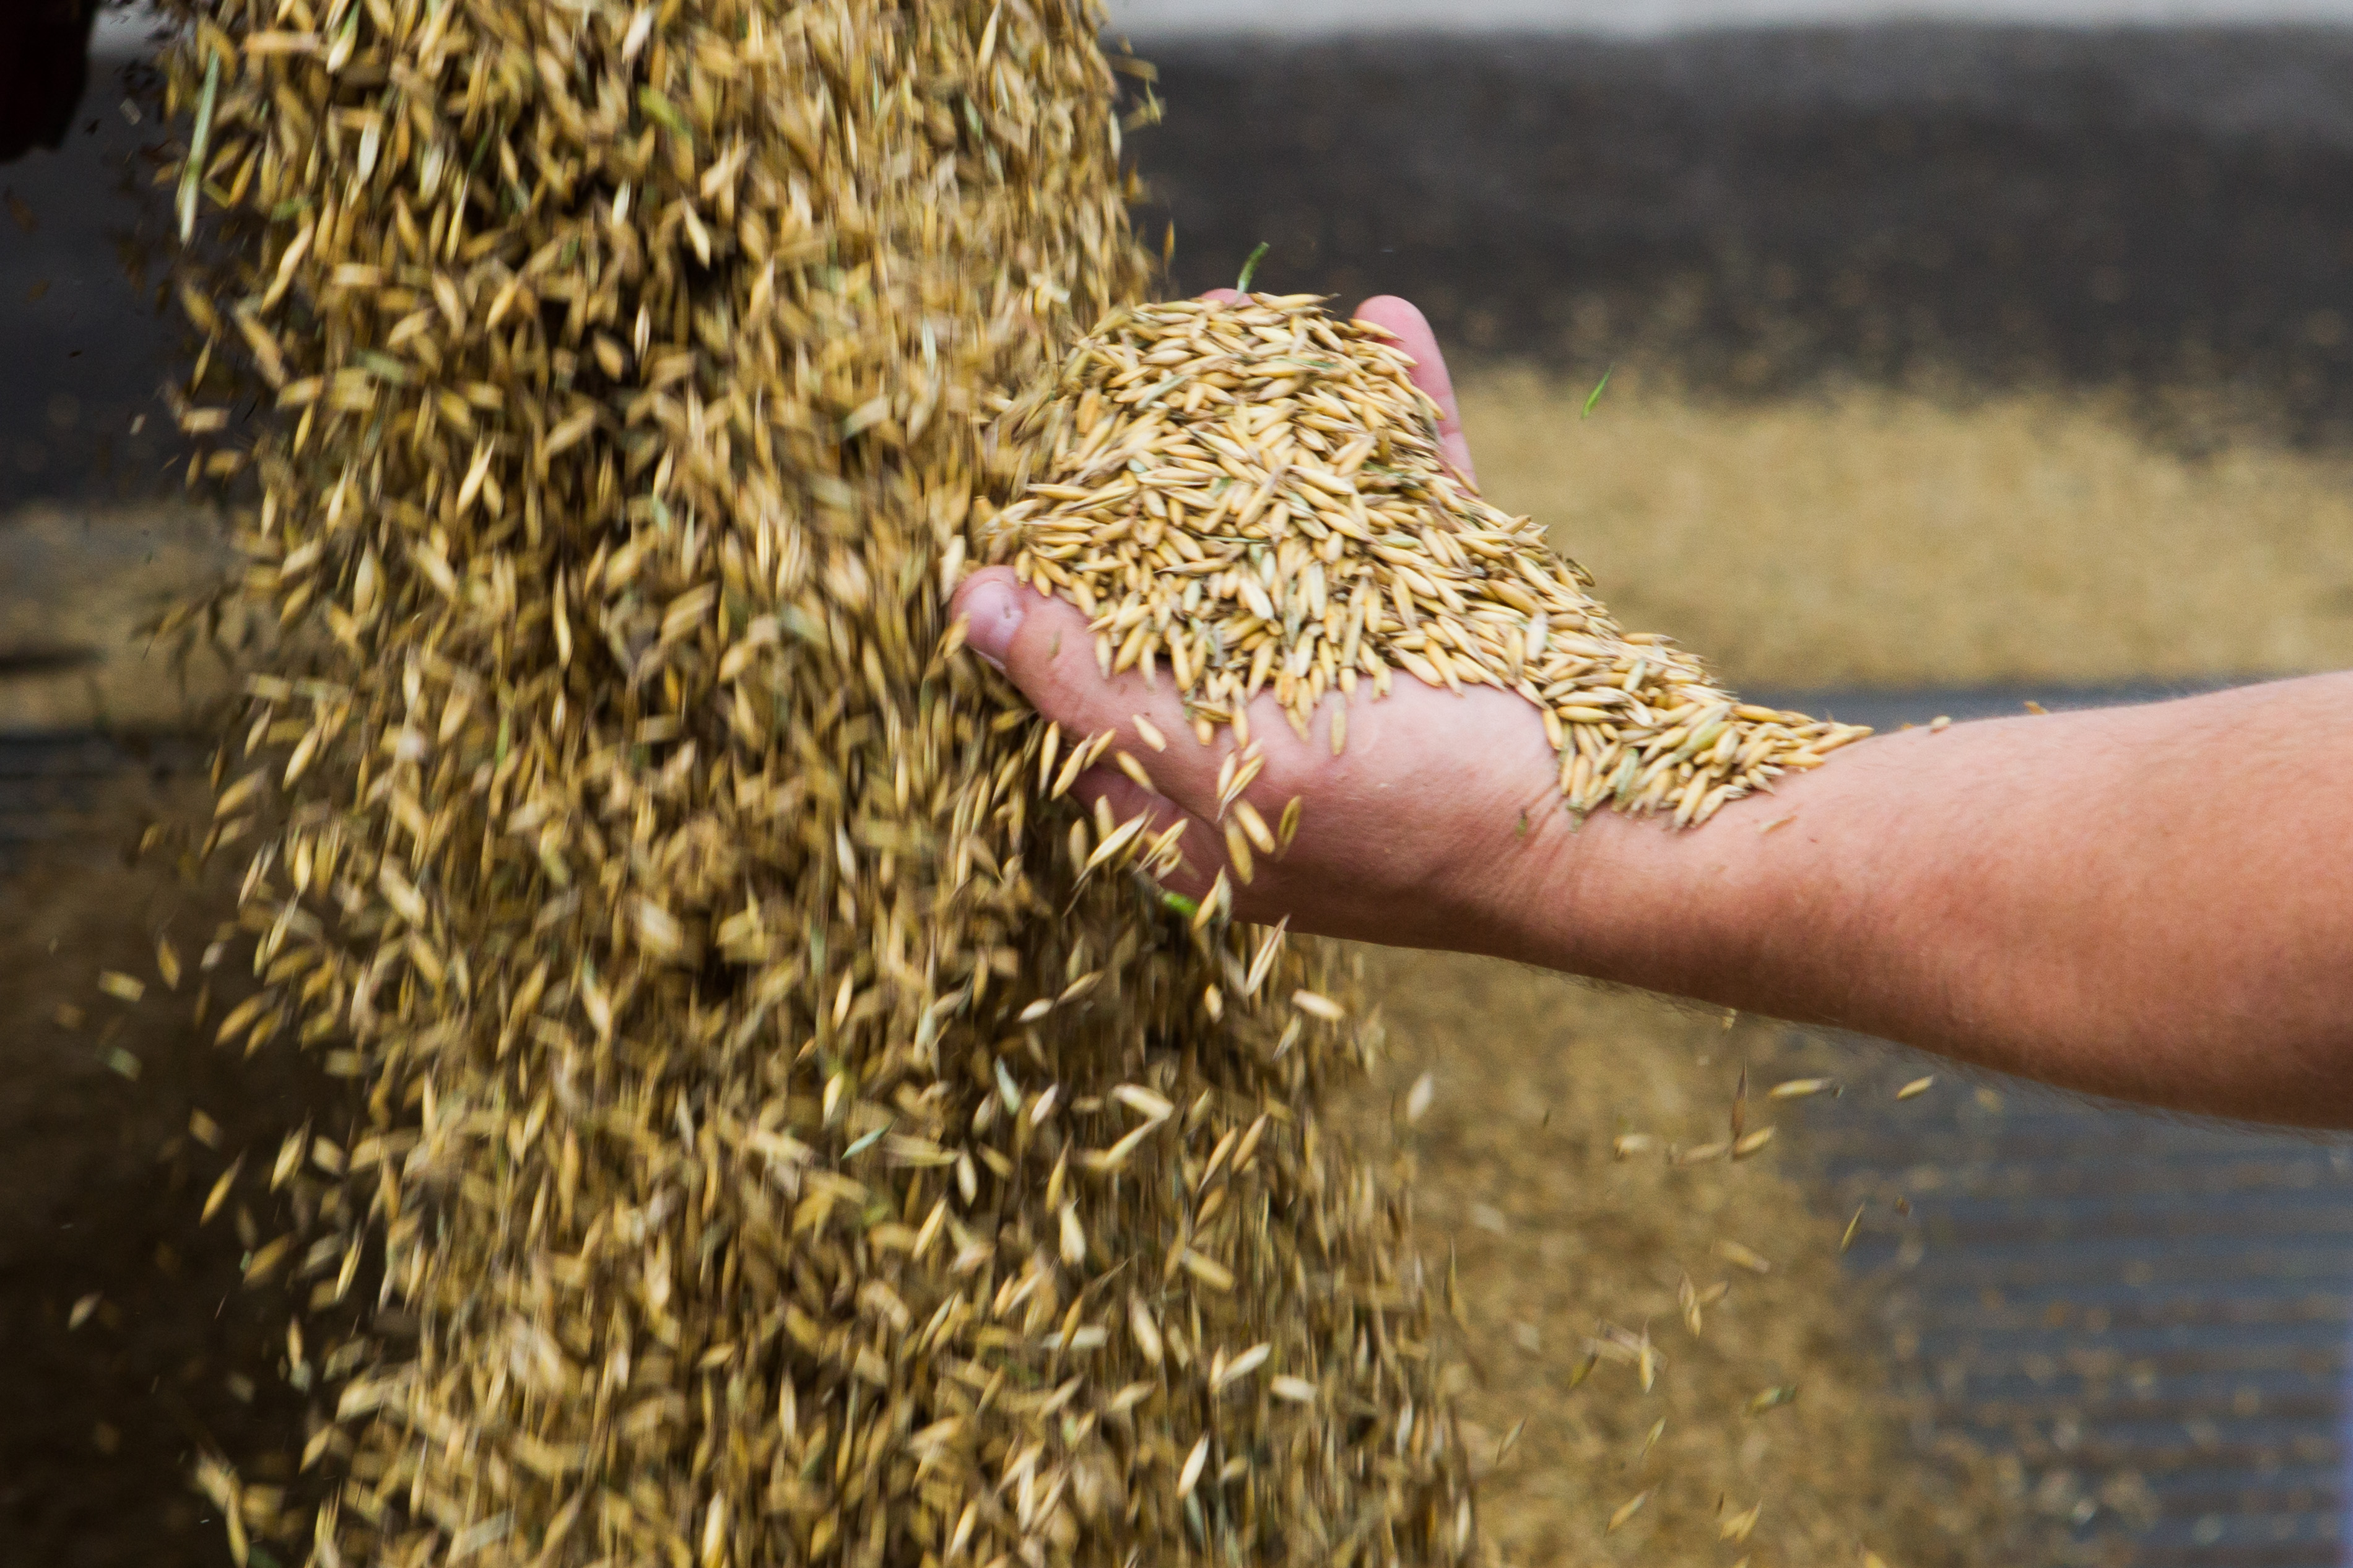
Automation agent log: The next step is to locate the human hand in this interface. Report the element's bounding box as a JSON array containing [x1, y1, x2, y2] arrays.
[[952, 296, 1638, 962], [969, 297, 2353, 1129]]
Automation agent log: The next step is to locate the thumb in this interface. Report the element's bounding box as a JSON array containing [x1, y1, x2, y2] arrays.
[[950, 566, 1225, 812], [954, 564, 1040, 675], [1353, 295, 1476, 488]]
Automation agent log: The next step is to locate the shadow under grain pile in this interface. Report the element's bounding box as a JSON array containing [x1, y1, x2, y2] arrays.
[[0, 811, 335, 1568], [1353, 950, 2039, 1568]]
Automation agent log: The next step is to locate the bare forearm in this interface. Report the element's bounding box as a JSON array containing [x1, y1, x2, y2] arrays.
[[1536, 675, 2353, 1126]]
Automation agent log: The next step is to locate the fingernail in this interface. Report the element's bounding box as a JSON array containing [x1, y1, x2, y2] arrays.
[[959, 574, 1025, 670]]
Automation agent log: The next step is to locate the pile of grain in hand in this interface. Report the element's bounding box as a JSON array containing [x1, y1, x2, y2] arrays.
[[989, 295, 1869, 828], [152, 1, 1474, 1565]]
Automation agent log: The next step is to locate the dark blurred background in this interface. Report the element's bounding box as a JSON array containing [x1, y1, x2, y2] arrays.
[[1, 2, 181, 521], [1138, 25, 2353, 444]]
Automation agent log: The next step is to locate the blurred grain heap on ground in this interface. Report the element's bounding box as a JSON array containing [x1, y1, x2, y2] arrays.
[[1468, 374, 2353, 693], [1351, 955, 2044, 1567]]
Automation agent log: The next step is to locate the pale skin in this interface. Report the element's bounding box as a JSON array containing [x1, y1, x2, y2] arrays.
[[953, 295, 2353, 1131]]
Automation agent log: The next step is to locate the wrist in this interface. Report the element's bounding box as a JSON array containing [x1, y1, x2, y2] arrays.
[[1494, 756, 1858, 1003]]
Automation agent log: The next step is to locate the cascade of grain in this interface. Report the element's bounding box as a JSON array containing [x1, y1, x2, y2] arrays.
[[154, 2, 1477, 1565]]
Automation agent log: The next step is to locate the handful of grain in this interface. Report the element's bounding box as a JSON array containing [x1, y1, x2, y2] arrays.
[[990, 294, 1869, 828]]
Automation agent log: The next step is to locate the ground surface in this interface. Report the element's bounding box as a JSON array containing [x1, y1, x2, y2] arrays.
[[1347, 954, 2038, 1567]]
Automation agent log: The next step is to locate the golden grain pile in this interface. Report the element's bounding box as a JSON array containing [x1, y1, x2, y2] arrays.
[[989, 297, 1869, 828], [1462, 367, 2353, 691], [154, 1, 1476, 1564]]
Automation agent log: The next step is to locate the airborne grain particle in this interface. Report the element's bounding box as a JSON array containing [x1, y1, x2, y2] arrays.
[[1897, 1075, 1936, 1101], [1607, 1489, 1653, 1533], [1404, 1070, 1436, 1124], [1292, 988, 1345, 1022], [199, 1156, 241, 1226], [1716, 1239, 1774, 1275], [1178, 1435, 1212, 1498]]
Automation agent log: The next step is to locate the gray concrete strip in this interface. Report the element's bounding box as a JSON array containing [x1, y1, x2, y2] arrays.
[[1798, 1052, 2353, 1565], [1106, 0, 2353, 36]]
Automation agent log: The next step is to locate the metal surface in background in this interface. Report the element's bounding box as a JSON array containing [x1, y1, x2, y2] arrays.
[[1761, 682, 2350, 1568], [1816, 1076, 2353, 1568], [0, 732, 197, 877]]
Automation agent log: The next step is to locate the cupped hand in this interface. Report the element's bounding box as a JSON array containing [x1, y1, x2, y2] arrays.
[[952, 297, 1637, 960], [948, 297, 2353, 1130]]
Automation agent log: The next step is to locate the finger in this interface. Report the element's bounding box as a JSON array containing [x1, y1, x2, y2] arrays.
[[1352, 295, 1476, 488], [1199, 287, 1244, 304], [950, 566, 1228, 818]]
